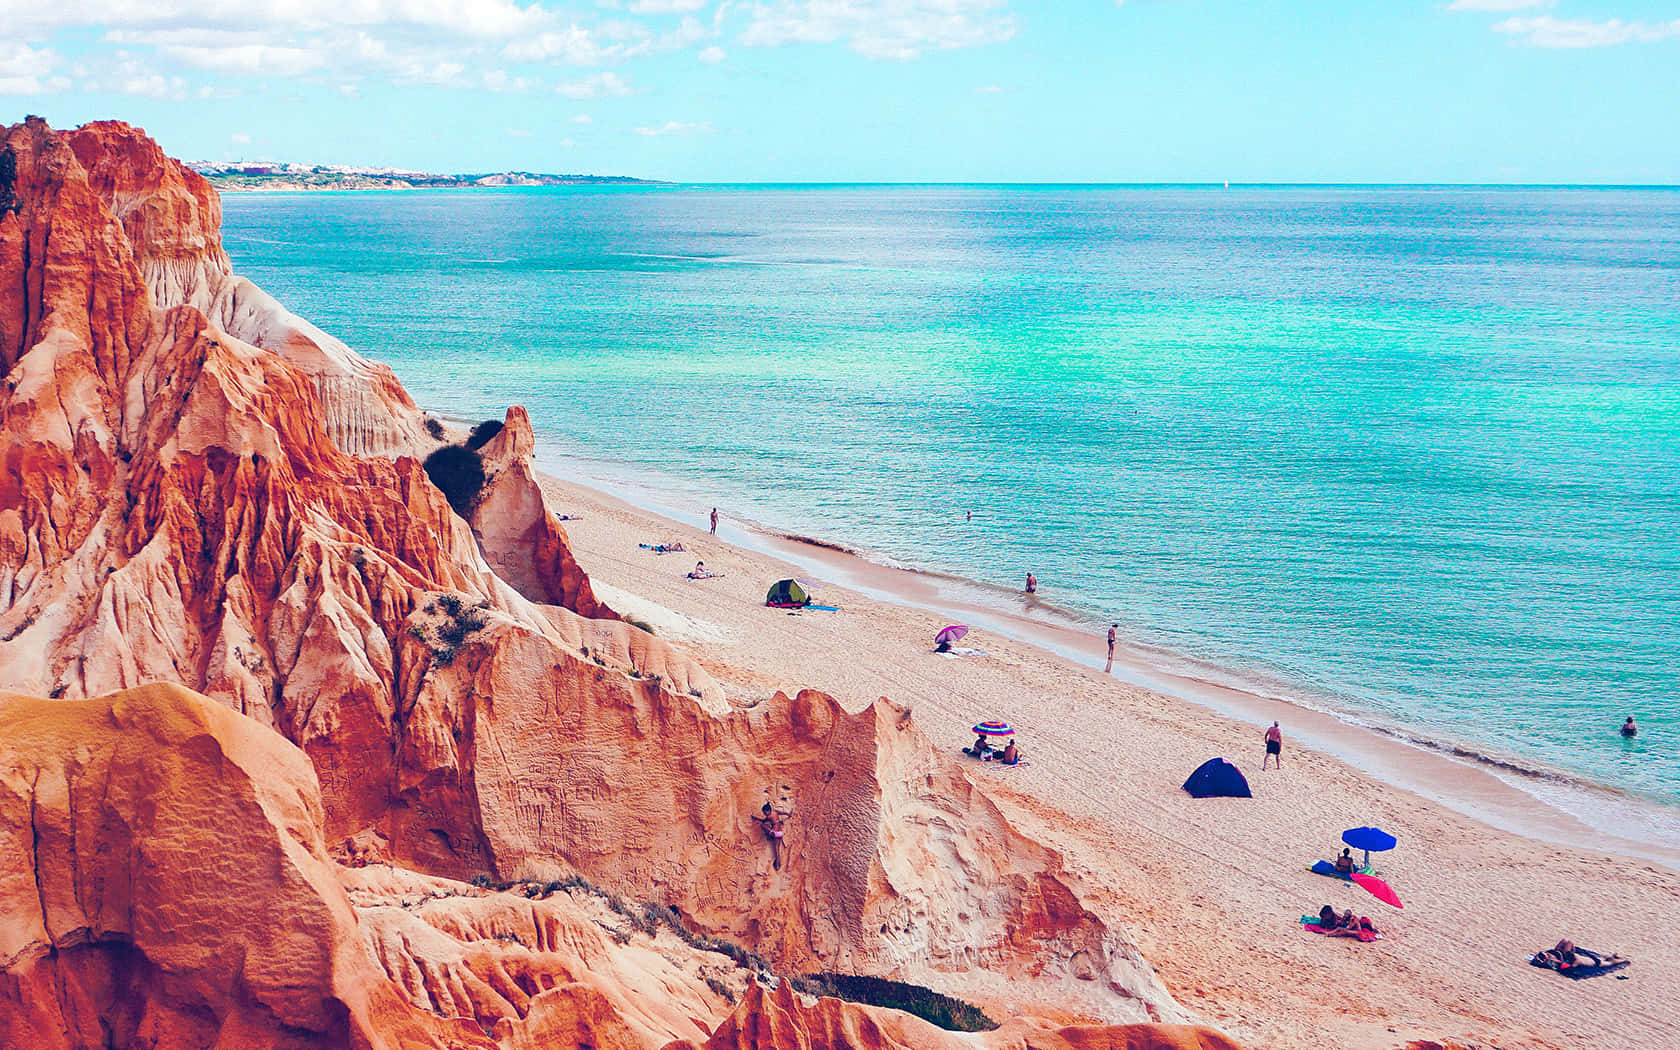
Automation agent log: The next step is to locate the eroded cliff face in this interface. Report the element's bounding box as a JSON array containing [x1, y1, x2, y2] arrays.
[[0, 117, 1203, 1045]]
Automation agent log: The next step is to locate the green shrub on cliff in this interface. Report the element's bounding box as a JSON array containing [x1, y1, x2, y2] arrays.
[[465, 418, 504, 451], [0, 148, 17, 214], [789, 974, 997, 1032], [423, 445, 485, 517]]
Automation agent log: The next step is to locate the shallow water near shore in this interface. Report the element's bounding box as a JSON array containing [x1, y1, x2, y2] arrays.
[[219, 184, 1680, 829]]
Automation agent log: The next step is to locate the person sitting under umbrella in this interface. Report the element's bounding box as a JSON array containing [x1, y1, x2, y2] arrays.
[[1334, 848, 1356, 875], [964, 734, 994, 758]]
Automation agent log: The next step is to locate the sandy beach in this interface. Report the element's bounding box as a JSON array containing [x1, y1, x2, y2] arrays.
[[533, 465, 1679, 1050]]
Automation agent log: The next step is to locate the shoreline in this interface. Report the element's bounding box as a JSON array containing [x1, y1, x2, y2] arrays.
[[517, 440, 1680, 869], [512, 432, 1679, 1049]]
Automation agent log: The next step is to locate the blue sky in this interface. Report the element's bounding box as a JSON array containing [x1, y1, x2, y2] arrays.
[[4, 0, 1678, 181]]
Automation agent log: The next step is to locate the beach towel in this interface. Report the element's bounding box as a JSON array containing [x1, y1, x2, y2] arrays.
[[1299, 916, 1380, 942], [639, 543, 684, 554], [687, 572, 722, 580], [1310, 860, 1354, 881], [940, 647, 987, 658], [1528, 952, 1630, 980]]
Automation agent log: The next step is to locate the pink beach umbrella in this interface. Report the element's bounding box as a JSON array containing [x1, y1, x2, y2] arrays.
[[934, 624, 969, 647], [1351, 873, 1403, 909]]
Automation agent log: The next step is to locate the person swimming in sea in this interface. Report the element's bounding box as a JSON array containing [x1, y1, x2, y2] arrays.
[[1622, 715, 1638, 738]]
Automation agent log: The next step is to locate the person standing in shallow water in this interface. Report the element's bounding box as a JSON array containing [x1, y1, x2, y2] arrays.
[[710, 507, 718, 535], [1106, 624, 1117, 674], [1263, 721, 1283, 769], [1025, 573, 1037, 595], [1622, 716, 1638, 738]]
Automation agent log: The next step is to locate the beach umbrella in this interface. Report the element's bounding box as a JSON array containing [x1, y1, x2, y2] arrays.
[[972, 720, 1013, 736], [935, 624, 969, 647], [1351, 873, 1403, 910], [1341, 826, 1399, 869]]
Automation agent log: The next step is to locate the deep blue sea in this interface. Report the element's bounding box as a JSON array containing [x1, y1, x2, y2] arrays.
[[220, 185, 1680, 813]]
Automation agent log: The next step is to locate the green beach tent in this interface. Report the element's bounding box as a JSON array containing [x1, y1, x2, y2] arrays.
[[765, 579, 812, 608]]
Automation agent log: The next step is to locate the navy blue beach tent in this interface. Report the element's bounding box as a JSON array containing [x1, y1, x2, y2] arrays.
[[1182, 758, 1252, 799]]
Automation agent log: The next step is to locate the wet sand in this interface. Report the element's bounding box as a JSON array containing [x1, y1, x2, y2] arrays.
[[534, 461, 1679, 1050]]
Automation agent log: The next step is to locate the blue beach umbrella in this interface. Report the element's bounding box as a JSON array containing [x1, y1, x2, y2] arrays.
[[1342, 826, 1398, 869]]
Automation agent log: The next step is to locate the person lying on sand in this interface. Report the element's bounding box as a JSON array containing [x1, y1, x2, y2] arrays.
[[1535, 939, 1596, 970], [640, 541, 686, 554], [1307, 906, 1380, 940], [1530, 940, 1627, 978]]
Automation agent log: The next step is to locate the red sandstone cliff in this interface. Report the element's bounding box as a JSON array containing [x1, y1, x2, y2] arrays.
[[0, 118, 1208, 1046]]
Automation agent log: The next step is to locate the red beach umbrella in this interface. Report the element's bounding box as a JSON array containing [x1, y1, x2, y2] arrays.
[[1351, 873, 1403, 909], [935, 624, 969, 646]]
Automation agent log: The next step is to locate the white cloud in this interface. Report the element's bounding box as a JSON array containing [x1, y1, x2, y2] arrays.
[[629, 0, 708, 12], [503, 24, 616, 64], [558, 137, 577, 147], [570, 113, 594, 123], [974, 82, 1002, 93], [160, 43, 325, 76], [1493, 15, 1680, 47], [7, 0, 549, 38], [555, 71, 633, 98], [634, 119, 712, 135], [0, 74, 71, 95], [231, 131, 252, 144], [742, 0, 1016, 59], [1447, 0, 1549, 10], [506, 126, 532, 136], [481, 68, 536, 91], [0, 42, 62, 94], [698, 44, 726, 62]]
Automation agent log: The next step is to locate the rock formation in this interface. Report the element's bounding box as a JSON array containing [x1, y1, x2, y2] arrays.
[[0, 118, 1217, 1046]]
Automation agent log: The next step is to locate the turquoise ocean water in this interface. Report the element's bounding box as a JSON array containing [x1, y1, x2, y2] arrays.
[[220, 185, 1680, 814]]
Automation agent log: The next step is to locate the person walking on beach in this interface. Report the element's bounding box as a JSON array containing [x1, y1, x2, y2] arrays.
[[1263, 721, 1283, 770], [1622, 715, 1638, 738], [1106, 624, 1117, 674], [710, 507, 719, 535], [1025, 573, 1038, 595]]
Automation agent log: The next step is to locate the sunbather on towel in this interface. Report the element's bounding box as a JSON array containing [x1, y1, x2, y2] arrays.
[[1535, 939, 1599, 970]]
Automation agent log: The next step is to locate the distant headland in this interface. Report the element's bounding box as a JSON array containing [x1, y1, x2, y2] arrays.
[[188, 159, 663, 191]]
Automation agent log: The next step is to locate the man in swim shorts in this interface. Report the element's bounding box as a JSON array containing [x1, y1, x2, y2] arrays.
[[1263, 721, 1283, 770]]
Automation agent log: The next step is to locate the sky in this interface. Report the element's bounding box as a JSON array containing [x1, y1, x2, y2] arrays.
[[3, 0, 1678, 182]]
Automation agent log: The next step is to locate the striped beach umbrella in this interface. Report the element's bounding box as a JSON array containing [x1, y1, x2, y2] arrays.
[[972, 720, 1013, 736]]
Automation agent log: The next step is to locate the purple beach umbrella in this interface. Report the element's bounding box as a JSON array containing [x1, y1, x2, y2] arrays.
[[935, 624, 969, 647]]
